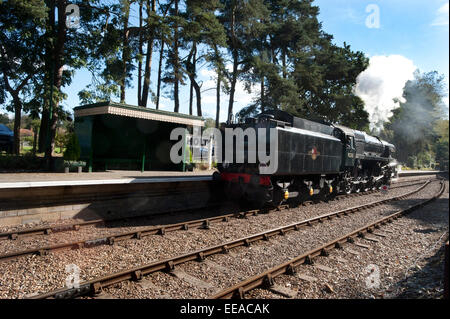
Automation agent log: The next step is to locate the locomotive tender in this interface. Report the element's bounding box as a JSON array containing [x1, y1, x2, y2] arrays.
[[217, 110, 396, 206]]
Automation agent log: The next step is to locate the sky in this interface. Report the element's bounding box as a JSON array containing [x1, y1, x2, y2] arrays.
[[3, 0, 449, 126], [316, 0, 449, 127]]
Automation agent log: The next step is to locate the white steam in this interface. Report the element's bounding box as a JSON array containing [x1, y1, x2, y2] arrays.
[[354, 55, 416, 131]]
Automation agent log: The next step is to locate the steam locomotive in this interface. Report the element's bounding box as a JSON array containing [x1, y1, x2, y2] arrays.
[[216, 110, 397, 206]]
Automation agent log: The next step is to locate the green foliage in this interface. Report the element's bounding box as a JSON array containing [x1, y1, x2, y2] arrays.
[[381, 71, 447, 168], [232, 0, 369, 130], [0, 113, 10, 125], [0, 0, 47, 154], [434, 119, 449, 169], [63, 133, 81, 162], [7, 0, 445, 172], [55, 131, 69, 154], [204, 118, 216, 128]]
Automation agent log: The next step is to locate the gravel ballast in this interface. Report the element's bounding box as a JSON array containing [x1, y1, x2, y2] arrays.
[[0, 179, 444, 298]]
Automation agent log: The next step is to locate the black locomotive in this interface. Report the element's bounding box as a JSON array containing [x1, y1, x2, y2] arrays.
[[216, 110, 396, 206]]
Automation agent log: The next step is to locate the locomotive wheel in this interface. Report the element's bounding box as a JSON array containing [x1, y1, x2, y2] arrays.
[[269, 188, 285, 208], [291, 188, 311, 207], [363, 183, 371, 192], [313, 191, 327, 203], [345, 185, 352, 194]]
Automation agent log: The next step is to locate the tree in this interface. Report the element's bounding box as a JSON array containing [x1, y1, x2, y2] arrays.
[[139, 0, 158, 108], [63, 132, 80, 162], [154, 1, 174, 110], [219, 0, 269, 121], [77, 1, 138, 105], [433, 119, 448, 169], [182, 0, 227, 117], [0, 113, 10, 125], [0, 0, 47, 155], [162, 0, 185, 113], [209, 44, 228, 127], [234, 0, 369, 130], [382, 71, 447, 165]]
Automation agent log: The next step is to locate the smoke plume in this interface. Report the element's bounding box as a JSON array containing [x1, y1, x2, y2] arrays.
[[354, 55, 416, 131]]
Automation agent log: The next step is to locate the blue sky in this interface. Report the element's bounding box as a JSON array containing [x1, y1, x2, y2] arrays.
[[3, 0, 449, 123], [315, 0, 449, 125], [315, 0, 449, 90]]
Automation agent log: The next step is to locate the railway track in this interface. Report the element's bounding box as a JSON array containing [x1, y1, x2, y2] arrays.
[[211, 179, 446, 299], [0, 179, 432, 263], [0, 177, 432, 242], [26, 178, 442, 299]]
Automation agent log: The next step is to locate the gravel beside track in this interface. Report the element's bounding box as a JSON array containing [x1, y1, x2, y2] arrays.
[[247, 180, 449, 299], [0, 175, 432, 236], [0, 181, 430, 255], [96, 180, 444, 299], [0, 179, 443, 298]]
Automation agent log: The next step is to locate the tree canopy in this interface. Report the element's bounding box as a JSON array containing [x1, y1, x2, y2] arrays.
[[1, 0, 447, 168]]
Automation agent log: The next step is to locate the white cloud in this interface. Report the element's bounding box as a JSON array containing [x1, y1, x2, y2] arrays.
[[354, 55, 417, 130], [431, 2, 449, 26]]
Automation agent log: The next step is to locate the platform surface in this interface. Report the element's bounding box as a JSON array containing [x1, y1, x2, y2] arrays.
[[0, 169, 444, 189], [0, 170, 215, 188]]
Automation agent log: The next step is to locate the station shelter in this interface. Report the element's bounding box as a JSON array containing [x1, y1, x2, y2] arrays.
[[74, 102, 204, 172]]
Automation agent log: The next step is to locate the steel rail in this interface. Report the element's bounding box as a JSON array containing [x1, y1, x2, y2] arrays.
[[28, 179, 436, 299], [0, 202, 225, 241], [211, 179, 446, 299], [0, 180, 432, 262], [0, 178, 432, 241]]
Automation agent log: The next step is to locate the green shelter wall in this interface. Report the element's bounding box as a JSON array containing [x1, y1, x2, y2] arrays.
[[75, 114, 186, 171]]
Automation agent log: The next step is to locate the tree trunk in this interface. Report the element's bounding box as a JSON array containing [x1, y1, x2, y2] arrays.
[[260, 76, 265, 113], [45, 0, 67, 167], [227, 55, 238, 122], [137, 0, 143, 106], [193, 80, 201, 117], [141, 0, 156, 108], [216, 70, 220, 128], [227, 5, 237, 122], [39, 0, 55, 153], [120, 1, 130, 103], [188, 44, 197, 116], [173, 0, 180, 113], [189, 82, 193, 115], [38, 107, 49, 152], [33, 126, 38, 156], [12, 96, 22, 155], [156, 39, 164, 110]]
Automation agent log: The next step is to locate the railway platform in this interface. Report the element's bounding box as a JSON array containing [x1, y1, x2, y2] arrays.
[[0, 169, 446, 227], [0, 170, 216, 227], [0, 169, 215, 185]]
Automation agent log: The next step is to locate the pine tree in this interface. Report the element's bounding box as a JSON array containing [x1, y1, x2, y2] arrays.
[[182, 0, 227, 117], [0, 0, 47, 155]]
